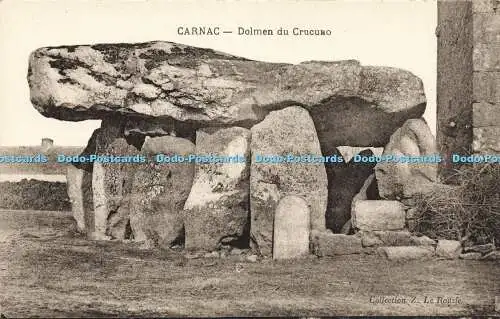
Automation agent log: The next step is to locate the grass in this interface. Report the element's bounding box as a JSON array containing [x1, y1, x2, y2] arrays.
[[412, 163, 500, 244], [0, 209, 498, 317], [0, 180, 70, 211]]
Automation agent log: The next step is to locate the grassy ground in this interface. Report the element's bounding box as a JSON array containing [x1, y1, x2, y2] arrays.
[[0, 210, 498, 317]]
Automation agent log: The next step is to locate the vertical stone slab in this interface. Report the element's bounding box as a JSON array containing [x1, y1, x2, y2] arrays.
[[91, 118, 144, 240], [250, 106, 328, 257], [273, 196, 310, 260], [130, 136, 195, 248], [183, 127, 251, 251], [66, 165, 85, 233], [69, 128, 99, 237], [92, 161, 109, 239], [82, 169, 94, 234], [103, 137, 143, 239]]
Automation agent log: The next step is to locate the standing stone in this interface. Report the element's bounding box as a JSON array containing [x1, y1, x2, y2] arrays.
[[69, 128, 100, 237], [250, 106, 328, 256], [92, 162, 109, 240], [106, 138, 143, 239], [326, 148, 376, 233], [273, 196, 310, 260], [375, 118, 438, 199], [130, 136, 195, 248], [66, 165, 85, 233], [81, 170, 94, 234], [91, 119, 144, 240], [183, 127, 250, 251]]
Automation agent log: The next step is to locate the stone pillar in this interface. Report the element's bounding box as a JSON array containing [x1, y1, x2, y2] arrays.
[[66, 165, 85, 233]]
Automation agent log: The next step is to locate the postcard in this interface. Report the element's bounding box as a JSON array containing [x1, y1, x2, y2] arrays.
[[0, 0, 498, 317]]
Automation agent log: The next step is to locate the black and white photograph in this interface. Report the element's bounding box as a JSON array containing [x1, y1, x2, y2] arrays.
[[0, 0, 498, 317]]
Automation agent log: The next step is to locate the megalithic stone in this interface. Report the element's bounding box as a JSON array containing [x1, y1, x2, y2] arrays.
[[90, 117, 144, 240], [183, 127, 251, 251], [375, 118, 438, 199], [28, 41, 426, 149], [92, 161, 109, 240], [66, 165, 85, 233], [130, 136, 195, 248], [250, 106, 328, 257]]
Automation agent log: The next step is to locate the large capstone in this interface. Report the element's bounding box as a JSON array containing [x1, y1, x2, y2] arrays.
[[130, 136, 194, 248], [250, 106, 328, 256], [183, 127, 251, 251], [28, 41, 426, 148]]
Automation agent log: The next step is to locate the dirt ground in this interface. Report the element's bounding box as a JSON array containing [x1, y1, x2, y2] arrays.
[[0, 210, 498, 317]]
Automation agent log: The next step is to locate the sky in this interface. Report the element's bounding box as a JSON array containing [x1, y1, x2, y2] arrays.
[[0, 0, 437, 146]]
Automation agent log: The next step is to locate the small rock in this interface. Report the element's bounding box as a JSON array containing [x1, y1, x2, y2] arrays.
[[351, 200, 406, 231], [464, 243, 495, 255], [246, 255, 258, 263], [359, 231, 383, 247], [377, 246, 435, 261], [374, 231, 413, 246], [311, 231, 363, 256], [411, 235, 437, 246], [459, 252, 482, 260], [436, 240, 462, 259]]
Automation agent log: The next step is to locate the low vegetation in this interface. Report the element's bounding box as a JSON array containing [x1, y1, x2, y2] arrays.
[[0, 180, 70, 211], [412, 164, 500, 245]]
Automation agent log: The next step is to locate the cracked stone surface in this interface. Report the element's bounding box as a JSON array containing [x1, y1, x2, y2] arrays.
[[183, 127, 251, 251], [28, 41, 426, 147]]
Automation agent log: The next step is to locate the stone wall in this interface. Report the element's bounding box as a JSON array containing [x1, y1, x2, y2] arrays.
[[437, 0, 500, 167], [472, 0, 500, 153]]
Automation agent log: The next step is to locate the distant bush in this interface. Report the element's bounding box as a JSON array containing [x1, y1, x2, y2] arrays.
[[411, 164, 500, 245], [0, 180, 71, 211]]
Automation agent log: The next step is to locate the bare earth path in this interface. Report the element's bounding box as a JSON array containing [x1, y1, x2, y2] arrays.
[[0, 210, 498, 317]]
